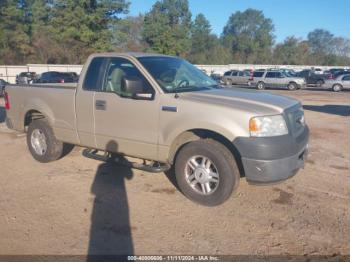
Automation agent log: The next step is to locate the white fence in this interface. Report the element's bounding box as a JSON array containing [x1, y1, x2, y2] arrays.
[[0, 63, 348, 84], [0, 64, 83, 84]]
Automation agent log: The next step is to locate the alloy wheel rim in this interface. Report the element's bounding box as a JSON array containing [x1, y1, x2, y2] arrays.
[[31, 129, 47, 156], [184, 155, 220, 195]]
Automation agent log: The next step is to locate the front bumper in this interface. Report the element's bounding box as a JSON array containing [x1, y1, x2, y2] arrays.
[[233, 126, 309, 184], [241, 145, 308, 184]]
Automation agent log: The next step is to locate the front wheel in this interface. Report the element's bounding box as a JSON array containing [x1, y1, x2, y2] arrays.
[[332, 84, 343, 92], [174, 139, 240, 206], [257, 81, 265, 90], [287, 82, 297, 91], [27, 119, 64, 163]]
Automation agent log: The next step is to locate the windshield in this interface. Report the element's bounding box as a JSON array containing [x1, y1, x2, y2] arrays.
[[138, 56, 218, 93]]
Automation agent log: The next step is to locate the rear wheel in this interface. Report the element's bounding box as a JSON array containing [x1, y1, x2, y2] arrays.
[[257, 81, 265, 90], [287, 82, 297, 91], [332, 84, 343, 92], [27, 119, 64, 163], [174, 139, 240, 206]]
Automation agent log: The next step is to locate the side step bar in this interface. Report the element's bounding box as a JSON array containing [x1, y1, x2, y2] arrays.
[[82, 148, 171, 173]]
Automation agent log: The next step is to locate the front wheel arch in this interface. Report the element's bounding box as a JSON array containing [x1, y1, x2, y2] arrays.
[[168, 129, 244, 177]]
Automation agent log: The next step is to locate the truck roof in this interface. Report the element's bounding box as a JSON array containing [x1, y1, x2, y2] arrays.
[[90, 52, 174, 59]]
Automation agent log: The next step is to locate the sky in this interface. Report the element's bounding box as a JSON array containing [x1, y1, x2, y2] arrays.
[[127, 0, 350, 43]]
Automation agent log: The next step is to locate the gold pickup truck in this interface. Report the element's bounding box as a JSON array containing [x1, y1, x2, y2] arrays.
[[4, 53, 309, 206]]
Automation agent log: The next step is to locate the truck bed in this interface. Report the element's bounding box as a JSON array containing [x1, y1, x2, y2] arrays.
[[5, 83, 79, 144]]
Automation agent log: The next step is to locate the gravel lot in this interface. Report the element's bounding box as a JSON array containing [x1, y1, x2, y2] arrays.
[[0, 88, 349, 256]]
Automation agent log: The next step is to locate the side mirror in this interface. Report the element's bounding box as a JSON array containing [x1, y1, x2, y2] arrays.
[[121, 76, 153, 99]]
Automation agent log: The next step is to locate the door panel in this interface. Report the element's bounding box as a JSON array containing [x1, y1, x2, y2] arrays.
[[94, 93, 159, 160], [93, 57, 159, 160], [342, 76, 350, 88]]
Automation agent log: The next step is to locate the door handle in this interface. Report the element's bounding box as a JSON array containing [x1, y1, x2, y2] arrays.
[[162, 106, 177, 112], [95, 100, 106, 110]]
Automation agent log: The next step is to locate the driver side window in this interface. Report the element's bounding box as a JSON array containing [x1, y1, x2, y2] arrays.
[[103, 57, 154, 98]]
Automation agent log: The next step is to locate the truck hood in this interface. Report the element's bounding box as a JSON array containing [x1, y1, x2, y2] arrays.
[[180, 87, 300, 115]]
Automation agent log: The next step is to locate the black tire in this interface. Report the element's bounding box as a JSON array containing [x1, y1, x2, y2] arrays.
[[287, 82, 297, 91], [257, 81, 265, 90], [174, 139, 240, 206], [27, 119, 63, 163], [332, 84, 343, 92], [316, 79, 324, 87]]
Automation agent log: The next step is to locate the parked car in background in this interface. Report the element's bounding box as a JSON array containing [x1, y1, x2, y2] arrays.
[[222, 70, 251, 85], [251, 70, 306, 90], [323, 74, 350, 92], [328, 68, 344, 75], [331, 70, 350, 79], [35, 71, 78, 83], [210, 72, 222, 83], [67, 72, 79, 82], [16, 72, 37, 84], [297, 69, 327, 86], [325, 69, 348, 80], [280, 69, 297, 77], [313, 68, 324, 75], [222, 70, 235, 83], [0, 79, 9, 97]]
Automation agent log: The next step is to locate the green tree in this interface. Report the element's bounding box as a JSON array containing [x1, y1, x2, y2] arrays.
[[307, 29, 336, 65], [222, 8, 274, 64], [0, 0, 32, 64], [111, 15, 149, 52], [332, 37, 350, 57], [49, 0, 129, 63], [207, 37, 232, 65], [143, 0, 192, 56], [307, 29, 334, 55], [26, 0, 59, 63], [189, 13, 213, 63], [273, 37, 310, 65]]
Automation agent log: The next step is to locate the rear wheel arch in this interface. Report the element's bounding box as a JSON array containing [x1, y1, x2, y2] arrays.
[[24, 110, 46, 127]]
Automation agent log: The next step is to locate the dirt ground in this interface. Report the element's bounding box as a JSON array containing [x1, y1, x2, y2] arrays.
[[0, 88, 349, 256]]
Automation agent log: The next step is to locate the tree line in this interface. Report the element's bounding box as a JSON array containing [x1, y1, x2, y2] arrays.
[[1, 0, 350, 66]]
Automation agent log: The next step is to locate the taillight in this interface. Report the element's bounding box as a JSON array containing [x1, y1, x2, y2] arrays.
[[249, 76, 254, 81], [327, 74, 334, 79], [4, 92, 10, 110], [60, 79, 65, 83]]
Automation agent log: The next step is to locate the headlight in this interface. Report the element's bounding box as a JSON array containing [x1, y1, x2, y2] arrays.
[[249, 115, 288, 137]]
